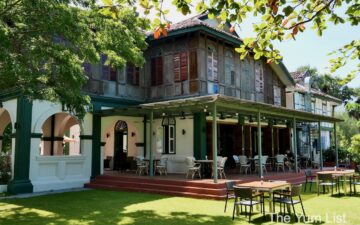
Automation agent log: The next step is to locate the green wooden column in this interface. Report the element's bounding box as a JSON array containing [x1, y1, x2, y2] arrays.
[[8, 96, 33, 194], [212, 103, 218, 183], [91, 105, 101, 179], [292, 118, 298, 173], [334, 122, 338, 167], [257, 111, 263, 178], [193, 112, 207, 160], [149, 111, 154, 177], [318, 121, 323, 170]]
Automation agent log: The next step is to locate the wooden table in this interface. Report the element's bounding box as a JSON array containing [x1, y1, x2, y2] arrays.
[[316, 170, 355, 195], [235, 181, 290, 213], [195, 160, 213, 178]]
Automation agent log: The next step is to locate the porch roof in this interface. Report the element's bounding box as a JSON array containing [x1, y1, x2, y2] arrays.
[[99, 94, 343, 123]]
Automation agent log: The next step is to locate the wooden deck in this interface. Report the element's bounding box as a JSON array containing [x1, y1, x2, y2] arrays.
[[85, 170, 312, 200]]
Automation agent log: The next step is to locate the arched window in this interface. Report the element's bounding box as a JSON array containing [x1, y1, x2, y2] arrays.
[[225, 50, 235, 86], [113, 120, 128, 170], [40, 113, 81, 156]]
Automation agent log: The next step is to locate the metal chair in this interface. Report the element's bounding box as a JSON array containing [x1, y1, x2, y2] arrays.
[[239, 155, 250, 175], [275, 154, 285, 172], [217, 157, 228, 179], [232, 187, 265, 222], [317, 173, 338, 195], [185, 157, 201, 179], [273, 184, 306, 217], [233, 155, 240, 168], [350, 175, 360, 195], [155, 157, 168, 176], [304, 169, 316, 192], [135, 157, 148, 176], [224, 181, 236, 212]]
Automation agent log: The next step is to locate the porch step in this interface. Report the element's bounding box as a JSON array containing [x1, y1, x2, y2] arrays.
[[85, 183, 225, 200]]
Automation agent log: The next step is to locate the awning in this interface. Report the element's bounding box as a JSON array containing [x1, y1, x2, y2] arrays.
[[98, 94, 343, 123]]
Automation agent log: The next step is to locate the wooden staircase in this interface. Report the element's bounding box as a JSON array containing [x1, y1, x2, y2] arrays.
[[85, 172, 307, 200]]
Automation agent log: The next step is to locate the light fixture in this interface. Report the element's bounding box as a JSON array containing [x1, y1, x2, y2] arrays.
[[235, 112, 239, 116], [131, 132, 136, 137], [219, 112, 225, 120], [248, 116, 254, 123], [182, 129, 186, 135], [162, 112, 166, 116], [180, 111, 186, 120], [106, 133, 110, 138]]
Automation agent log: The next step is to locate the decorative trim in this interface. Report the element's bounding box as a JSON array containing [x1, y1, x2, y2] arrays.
[[41, 136, 64, 141], [80, 135, 93, 140], [31, 133, 43, 138], [100, 142, 106, 146]]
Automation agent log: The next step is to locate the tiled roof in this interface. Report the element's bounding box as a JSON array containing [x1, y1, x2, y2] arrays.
[[147, 13, 242, 42], [290, 71, 307, 80], [294, 84, 342, 103]]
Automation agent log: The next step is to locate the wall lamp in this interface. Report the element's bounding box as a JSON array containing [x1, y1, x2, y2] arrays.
[[106, 133, 110, 138], [131, 132, 136, 137], [182, 129, 186, 135]]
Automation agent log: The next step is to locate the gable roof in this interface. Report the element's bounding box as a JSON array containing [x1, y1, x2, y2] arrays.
[[147, 13, 295, 86]]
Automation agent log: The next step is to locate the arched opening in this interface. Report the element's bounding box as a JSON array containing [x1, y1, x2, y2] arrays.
[[0, 109, 12, 184], [40, 113, 81, 156], [113, 120, 128, 171]]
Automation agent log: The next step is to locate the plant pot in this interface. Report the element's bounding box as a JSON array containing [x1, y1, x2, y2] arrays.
[[0, 184, 7, 193]]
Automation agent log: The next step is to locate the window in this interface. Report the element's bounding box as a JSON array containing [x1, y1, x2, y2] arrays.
[[173, 51, 188, 82], [126, 63, 139, 86], [225, 51, 235, 86], [273, 86, 281, 106], [255, 62, 264, 94], [101, 55, 117, 81], [151, 56, 163, 86], [322, 102, 328, 115], [207, 46, 218, 82], [162, 117, 176, 154], [311, 100, 316, 114]]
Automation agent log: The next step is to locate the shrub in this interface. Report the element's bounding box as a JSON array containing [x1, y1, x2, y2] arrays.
[[349, 134, 360, 163], [0, 155, 11, 184]]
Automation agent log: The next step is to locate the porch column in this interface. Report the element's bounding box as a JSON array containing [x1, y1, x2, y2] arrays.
[[257, 111, 263, 177], [271, 125, 274, 157], [8, 96, 34, 194], [212, 103, 218, 183], [334, 122, 338, 167], [149, 111, 154, 177], [194, 112, 207, 160], [143, 115, 147, 158], [91, 104, 101, 179], [292, 118, 298, 173], [277, 128, 280, 154], [318, 121, 323, 170], [241, 125, 245, 155]]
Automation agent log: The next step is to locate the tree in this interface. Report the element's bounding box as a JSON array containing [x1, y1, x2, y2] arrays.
[[142, 0, 360, 78], [349, 134, 360, 163], [0, 0, 148, 118]]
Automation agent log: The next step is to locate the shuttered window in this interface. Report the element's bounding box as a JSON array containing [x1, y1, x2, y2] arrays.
[[173, 51, 188, 82], [126, 63, 139, 86], [189, 50, 197, 80], [151, 57, 163, 86], [225, 50, 235, 86], [100, 54, 117, 81], [207, 46, 218, 82]]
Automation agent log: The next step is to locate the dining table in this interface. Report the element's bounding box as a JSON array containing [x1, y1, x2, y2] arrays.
[[195, 159, 213, 178], [316, 169, 355, 195], [235, 180, 291, 213]]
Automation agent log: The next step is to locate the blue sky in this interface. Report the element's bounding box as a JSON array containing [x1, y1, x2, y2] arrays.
[[155, 2, 360, 88]]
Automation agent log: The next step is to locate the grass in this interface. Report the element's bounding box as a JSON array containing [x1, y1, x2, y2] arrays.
[[0, 186, 359, 225]]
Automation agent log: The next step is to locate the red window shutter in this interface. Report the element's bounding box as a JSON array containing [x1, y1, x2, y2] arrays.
[[180, 52, 188, 81], [151, 58, 156, 86], [173, 53, 180, 82], [189, 50, 197, 80], [156, 57, 163, 85]]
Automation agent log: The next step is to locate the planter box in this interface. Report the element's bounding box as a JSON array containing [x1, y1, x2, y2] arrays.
[[0, 184, 7, 193]]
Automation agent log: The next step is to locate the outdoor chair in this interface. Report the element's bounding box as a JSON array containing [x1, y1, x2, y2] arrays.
[[233, 155, 240, 168], [232, 187, 265, 222], [312, 154, 320, 169], [185, 157, 201, 179], [155, 157, 168, 176], [135, 156, 148, 176], [239, 155, 250, 175], [303, 169, 316, 192], [317, 173, 338, 196], [275, 154, 285, 172], [350, 175, 360, 195], [357, 165, 360, 174], [218, 157, 228, 179], [254, 155, 268, 174], [273, 184, 306, 217], [224, 181, 236, 212]]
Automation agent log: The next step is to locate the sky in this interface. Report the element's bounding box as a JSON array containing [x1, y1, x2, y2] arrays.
[[144, 1, 360, 88]]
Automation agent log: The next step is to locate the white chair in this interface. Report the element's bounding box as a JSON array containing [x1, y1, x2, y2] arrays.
[[312, 154, 320, 169], [185, 157, 201, 179], [135, 156, 148, 176], [217, 157, 228, 179], [275, 154, 285, 172], [155, 157, 168, 176], [254, 155, 267, 174], [233, 155, 240, 168], [239, 155, 250, 174]]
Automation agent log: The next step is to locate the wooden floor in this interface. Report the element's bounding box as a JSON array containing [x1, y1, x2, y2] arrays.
[[85, 169, 315, 200]]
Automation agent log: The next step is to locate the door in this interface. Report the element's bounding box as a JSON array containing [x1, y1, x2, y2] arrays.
[[113, 121, 128, 171]]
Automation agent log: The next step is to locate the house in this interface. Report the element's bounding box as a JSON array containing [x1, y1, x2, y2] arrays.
[[286, 70, 342, 164], [0, 14, 342, 194]]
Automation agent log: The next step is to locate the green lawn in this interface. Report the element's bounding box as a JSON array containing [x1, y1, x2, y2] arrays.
[[0, 188, 359, 225]]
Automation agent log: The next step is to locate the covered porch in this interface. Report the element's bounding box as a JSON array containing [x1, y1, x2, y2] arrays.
[[98, 94, 342, 183]]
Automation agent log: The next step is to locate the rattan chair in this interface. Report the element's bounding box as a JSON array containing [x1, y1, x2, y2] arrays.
[[317, 173, 338, 195], [224, 181, 236, 212], [350, 175, 360, 195], [304, 169, 316, 192], [273, 184, 306, 217], [239, 155, 250, 175], [232, 187, 265, 222]]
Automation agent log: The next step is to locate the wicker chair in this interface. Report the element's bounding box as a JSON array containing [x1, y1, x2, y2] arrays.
[[304, 169, 316, 192], [239, 155, 250, 175], [224, 181, 236, 212], [155, 157, 168, 176], [273, 184, 306, 217], [232, 187, 265, 222], [317, 173, 338, 196], [185, 157, 201, 179]]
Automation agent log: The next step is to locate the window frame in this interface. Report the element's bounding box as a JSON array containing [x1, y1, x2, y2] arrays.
[[163, 125, 176, 154]]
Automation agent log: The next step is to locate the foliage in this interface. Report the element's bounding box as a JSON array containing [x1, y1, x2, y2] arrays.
[[1, 123, 12, 154], [0, 0, 148, 119], [349, 134, 360, 163], [0, 155, 11, 184], [337, 112, 360, 150], [143, 0, 360, 77], [323, 146, 348, 163]]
